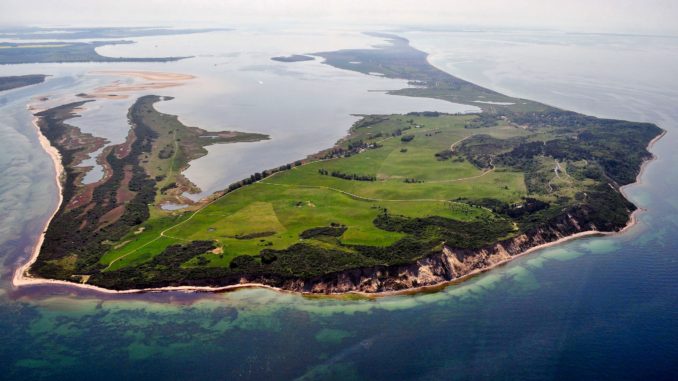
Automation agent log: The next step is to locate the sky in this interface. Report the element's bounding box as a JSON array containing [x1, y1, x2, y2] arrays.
[[1, 0, 677, 35]]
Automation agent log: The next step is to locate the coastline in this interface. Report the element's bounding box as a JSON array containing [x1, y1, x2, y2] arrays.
[[12, 113, 667, 298], [12, 114, 65, 289]]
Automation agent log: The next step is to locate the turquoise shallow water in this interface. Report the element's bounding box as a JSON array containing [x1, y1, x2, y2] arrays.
[[1, 29, 677, 380]]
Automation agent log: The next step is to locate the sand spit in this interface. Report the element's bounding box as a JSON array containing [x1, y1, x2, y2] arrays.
[[90, 70, 196, 81], [78, 70, 195, 99]]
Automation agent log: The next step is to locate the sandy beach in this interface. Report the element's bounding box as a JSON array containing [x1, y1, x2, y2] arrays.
[[12, 115, 667, 297]]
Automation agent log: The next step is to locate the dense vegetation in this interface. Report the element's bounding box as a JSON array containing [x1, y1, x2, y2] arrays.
[[33, 99, 162, 278], [31, 96, 268, 281]]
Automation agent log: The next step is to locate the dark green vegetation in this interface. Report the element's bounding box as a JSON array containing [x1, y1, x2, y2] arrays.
[[271, 54, 315, 62], [30, 34, 663, 292], [0, 74, 46, 91], [0, 41, 189, 65]]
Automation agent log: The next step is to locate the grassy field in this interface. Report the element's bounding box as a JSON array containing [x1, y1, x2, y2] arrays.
[[100, 113, 530, 270]]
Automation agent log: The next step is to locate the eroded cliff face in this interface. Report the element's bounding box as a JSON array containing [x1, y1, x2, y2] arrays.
[[246, 208, 621, 294]]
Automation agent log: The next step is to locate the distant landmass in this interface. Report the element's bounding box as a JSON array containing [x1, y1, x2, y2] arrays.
[[0, 74, 46, 91], [0, 41, 191, 65], [271, 54, 315, 62], [22, 33, 663, 295], [0, 26, 229, 40]]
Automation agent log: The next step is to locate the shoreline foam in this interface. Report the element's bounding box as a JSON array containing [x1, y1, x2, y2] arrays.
[[12, 113, 667, 298]]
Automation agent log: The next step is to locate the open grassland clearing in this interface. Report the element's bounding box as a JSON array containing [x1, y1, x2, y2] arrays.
[[100, 113, 528, 270]]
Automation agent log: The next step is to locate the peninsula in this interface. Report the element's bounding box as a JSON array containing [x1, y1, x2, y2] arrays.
[[0, 74, 46, 91], [0, 41, 190, 65], [20, 34, 664, 294]]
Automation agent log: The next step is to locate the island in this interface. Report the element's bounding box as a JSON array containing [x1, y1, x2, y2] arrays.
[[271, 54, 315, 63], [0, 74, 46, 91], [19, 34, 664, 294], [0, 41, 190, 65]]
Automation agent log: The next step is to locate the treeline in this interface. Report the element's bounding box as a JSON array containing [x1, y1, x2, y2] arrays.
[[407, 111, 442, 117], [318, 168, 376, 181], [227, 161, 302, 192]]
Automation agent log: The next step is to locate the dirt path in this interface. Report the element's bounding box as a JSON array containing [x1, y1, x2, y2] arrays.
[[427, 158, 495, 184], [450, 134, 474, 152]]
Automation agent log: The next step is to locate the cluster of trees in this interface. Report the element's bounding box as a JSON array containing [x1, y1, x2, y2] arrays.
[[390, 125, 412, 137], [318, 169, 376, 181], [400, 135, 415, 142], [299, 224, 347, 239], [374, 211, 514, 250], [347, 139, 364, 150], [492, 117, 659, 186], [158, 143, 174, 159], [403, 178, 423, 183], [465, 114, 499, 129], [160, 182, 177, 194], [435, 149, 453, 160]]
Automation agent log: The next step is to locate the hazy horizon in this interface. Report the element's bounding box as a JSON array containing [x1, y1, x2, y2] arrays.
[[1, 0, 677, 36]]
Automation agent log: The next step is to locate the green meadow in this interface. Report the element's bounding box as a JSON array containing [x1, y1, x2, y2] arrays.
[[100, 113, 529, 270]]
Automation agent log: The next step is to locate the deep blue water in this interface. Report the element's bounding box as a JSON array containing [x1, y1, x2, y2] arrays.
[[0, 29, 677, 380]]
